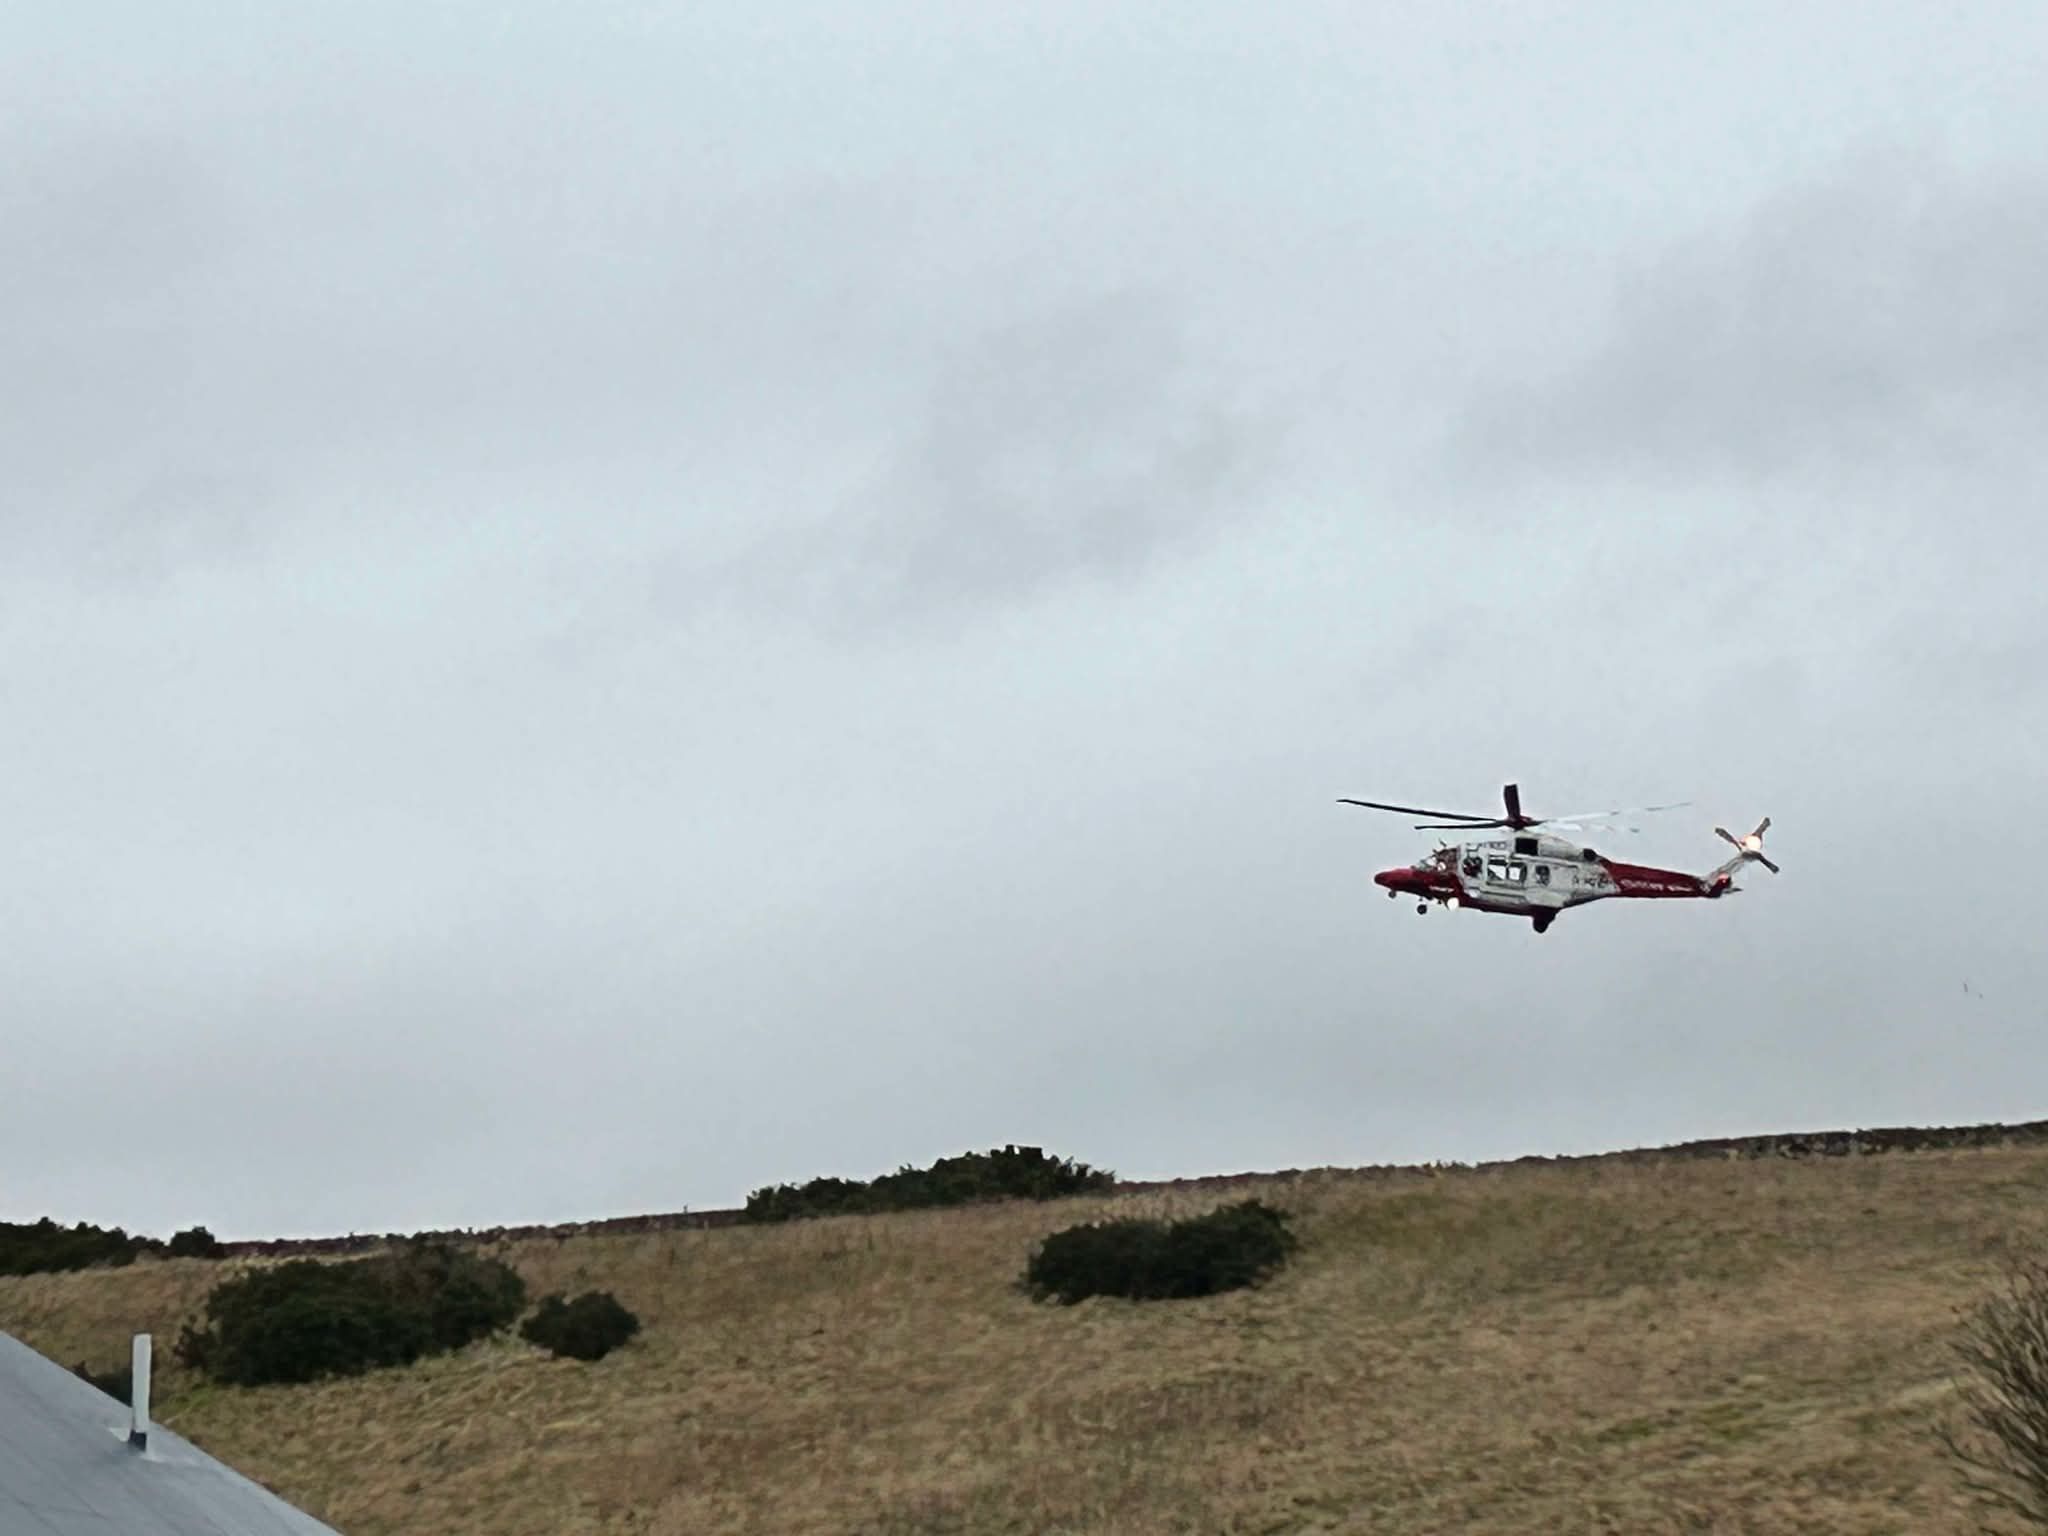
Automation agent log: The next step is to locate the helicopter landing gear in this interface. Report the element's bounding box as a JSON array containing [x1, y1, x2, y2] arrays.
[[1532, 912, 1554, 934], [1417, 902, 1429, 915]]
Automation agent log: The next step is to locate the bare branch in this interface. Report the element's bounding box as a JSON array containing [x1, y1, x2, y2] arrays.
[[1943, 1256, 2048, 1531]]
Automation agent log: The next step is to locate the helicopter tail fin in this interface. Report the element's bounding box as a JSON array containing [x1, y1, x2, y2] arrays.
[[1706, 817, 1776, 893]]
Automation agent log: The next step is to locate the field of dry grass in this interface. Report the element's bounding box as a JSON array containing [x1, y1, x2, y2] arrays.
[[5, 1142, 2043, 1534]]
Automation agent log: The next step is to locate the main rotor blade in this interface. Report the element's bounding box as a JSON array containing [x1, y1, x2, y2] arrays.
[[1338, 797, 1501, 822], [1543, 801, 1690, 826], [1502, 783, 1524, 825], [1414, 820, 1508, 830]]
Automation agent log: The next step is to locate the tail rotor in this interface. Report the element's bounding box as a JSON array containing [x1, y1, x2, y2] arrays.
[[1714, 817, 1779, 875]]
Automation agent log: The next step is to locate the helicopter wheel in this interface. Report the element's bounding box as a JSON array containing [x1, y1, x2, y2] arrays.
[[1416, 902, 1429, 915]]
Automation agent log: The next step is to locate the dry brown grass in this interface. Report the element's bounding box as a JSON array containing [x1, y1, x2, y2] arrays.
[[7, 1145, 2045, 1534]]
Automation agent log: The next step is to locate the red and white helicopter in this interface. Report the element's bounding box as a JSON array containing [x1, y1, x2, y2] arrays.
[[1341, 782, 1775, 933]]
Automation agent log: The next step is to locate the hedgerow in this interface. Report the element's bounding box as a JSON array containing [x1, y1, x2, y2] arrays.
[[168, 1225, 226, 1259], [744, 1145, 1112, 1223], [2, 1219, 150, 1275], [0, 1218, 229, 1275]]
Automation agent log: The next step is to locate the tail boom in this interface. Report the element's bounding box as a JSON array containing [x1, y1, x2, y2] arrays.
[[1604, 816, 1777, 900]]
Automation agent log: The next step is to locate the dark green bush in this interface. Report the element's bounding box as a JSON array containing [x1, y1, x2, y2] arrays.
[[745, 1175, 869, 1223], [378, 1238, 529, 1353], [168, 1225, 226, 1260], [520, 1291, 642, 1361], [745, 1145, 1113, 1223], [0, 1217, 227, 1274], [72, 1361, 133, 1401], [1025, 1199, 1297, 1304], [0, 1218, 156, 1275], [175, 1242, 526, 1386], [175, 1259, 430, 1385]]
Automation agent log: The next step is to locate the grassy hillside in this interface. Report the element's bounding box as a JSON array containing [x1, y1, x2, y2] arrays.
[[4, 1142, 2041, 1534]]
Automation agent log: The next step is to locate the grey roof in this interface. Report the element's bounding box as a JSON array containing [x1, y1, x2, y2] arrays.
[[0, 1331, 339, 1535]]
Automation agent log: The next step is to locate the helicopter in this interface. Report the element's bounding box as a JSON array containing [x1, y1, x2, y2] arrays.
[[1340, 782, 1775, 933]]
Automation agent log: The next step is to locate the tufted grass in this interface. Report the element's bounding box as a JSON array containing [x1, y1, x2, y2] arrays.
[[5, 1144, 2042, 1533]]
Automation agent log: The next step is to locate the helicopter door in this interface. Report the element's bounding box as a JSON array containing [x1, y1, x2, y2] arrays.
[[1482, 853, 1529, 903]]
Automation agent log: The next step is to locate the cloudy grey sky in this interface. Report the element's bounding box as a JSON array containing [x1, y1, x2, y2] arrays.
[[5, 3, 2045, 1238]]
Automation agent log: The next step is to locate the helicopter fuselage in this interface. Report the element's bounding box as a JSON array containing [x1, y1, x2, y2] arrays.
[[1373, 831, 1730, 933]]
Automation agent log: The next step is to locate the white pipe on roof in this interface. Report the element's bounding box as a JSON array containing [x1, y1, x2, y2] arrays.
[[128, 1334, 150, 1451]]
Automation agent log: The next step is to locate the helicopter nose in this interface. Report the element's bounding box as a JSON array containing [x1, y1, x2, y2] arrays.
[[1373, 867, 1407, 891]]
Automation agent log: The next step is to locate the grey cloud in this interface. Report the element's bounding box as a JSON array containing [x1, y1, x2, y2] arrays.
[[7, 5, 2048, 1242], [78, 469, 271, 589], [859, 295, 1258, 601], [0, 129, 220, 308], [1870, 609, 2048, 719], [1452, 149, 2048, 484], [652, 294, 1279, 633], [1, 129, 223, 519]]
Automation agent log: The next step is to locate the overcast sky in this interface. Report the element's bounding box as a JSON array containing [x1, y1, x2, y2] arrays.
[[5, 4, 2045, 1239]]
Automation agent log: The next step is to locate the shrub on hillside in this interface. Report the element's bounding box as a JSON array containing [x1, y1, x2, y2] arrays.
[[0, 1218, 156, 1276], [744, 1145, 1113, 1223], [72, 1361, 133, 1402], [377, 1238, 529, 1353], [1025, 1199, 1297, 1305], [168, 1225, 226, 1260], [1941, 1254, 2048, 1528], [175, 1241, 526, 1387], [520, 1291, 641, 1361], [746, 1175, 869, 1223]]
